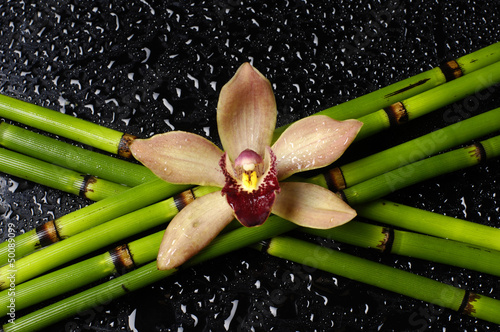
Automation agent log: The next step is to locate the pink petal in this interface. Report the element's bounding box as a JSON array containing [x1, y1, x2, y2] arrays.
[[272, 116, 362, 180], [217, 63, 277, 162], [130, 131, 225, 187], [272, 182, 356, 229], [157, 191, 234, 270]]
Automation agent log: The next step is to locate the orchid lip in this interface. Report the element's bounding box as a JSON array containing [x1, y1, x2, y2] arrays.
[[220, 147, 280, 227]]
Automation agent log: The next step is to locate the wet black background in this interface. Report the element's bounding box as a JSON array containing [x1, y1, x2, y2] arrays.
[[1, 1, 500, 331]]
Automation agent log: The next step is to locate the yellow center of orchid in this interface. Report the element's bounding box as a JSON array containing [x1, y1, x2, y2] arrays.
[[242, 170, 258, 190]]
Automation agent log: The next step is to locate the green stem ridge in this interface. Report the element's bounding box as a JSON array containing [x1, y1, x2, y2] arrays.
[[356, 199, 500, 252], [0, 186, 219, 290], [341, 135, 500, 206], [318, 106, 500, 191], [0, 179, 189, 264], [303, 220, 500, 276], [0, 93, 129, 156], [1, 216, 297, 332], [354, 60, 500, 140], [0, 231, 164, 316], [0, 147, 128, 200], [272, 42, 500, 141], [0, 122, 156, 186], [264, 236, 500, 325]]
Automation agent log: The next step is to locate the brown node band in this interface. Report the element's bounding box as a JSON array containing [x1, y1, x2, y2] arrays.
[[36, 220, 62, 248], [439, 59, 463, 81], [384, 101, 408, 127], [173, 188, 196, 212], [109, 244, 136, 273], [118, 133, 137, 158], [377, 227, 394, 253], [79, 174, 97, 198], [324, 167, 346, 191], [458, 290, 480, 315]]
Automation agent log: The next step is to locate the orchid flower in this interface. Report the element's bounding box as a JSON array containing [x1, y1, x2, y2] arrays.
[[130, 63, 363, 270]]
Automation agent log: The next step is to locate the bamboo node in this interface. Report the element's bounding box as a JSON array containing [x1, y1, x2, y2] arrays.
[[118, 133, 137, 158], [324, 167, 346, 191], [174, 188, 196, 211], [384, 102, 408, 127], [439, 59, 463, 81], [35, 220, 62, 248], [109, 244, 136, 274], [80, 174, 98, 198], [377, 227, 394, 253], [467, 143, 487, 163], [459, 291, 480, 315]]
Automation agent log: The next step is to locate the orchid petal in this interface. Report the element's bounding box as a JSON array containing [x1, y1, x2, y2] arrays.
[[271, 182, 356, 229], [130, 131, 225, 187], [217, 62, 277, 161], [272, 116, 362, 180], [157, 191, 234, 270]]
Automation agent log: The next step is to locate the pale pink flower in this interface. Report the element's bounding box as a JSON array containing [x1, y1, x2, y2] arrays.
[[131, 63, 362, 270]]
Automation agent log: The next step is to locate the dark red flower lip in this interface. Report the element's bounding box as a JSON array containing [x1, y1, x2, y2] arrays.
[[220, 148, 280, 227]]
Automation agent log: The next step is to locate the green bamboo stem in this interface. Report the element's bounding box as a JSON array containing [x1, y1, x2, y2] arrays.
[[341, 134, 500, 206], [1, 216, 297, 332], [0, 122, 157, 186], [0, 185, 219, 290], [355, 60, 500, 140], [0, 231, 163, 316], [0, 93, 133, 156], [0, 217, 242, 315], [0, 178, 189, 264], [0, 147, 128, 200], [272, 41, 500, 141], [356, 199, 500, 252], [262, 236, 500, 325], [303, 220, 500, 276], [310, 106, 500, 190]]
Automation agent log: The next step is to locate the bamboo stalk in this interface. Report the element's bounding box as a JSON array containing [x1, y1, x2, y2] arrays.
[[0, 216, 242, 315], [1, 216, 297, 332], [0, 178, 189, 263], [341, 135, 500, 206], [312, 106, 500, 191], [303, 220, 500, 276], [0, 231, 163, 316], [0, 94, 135, 157], [262, 236, 500, 325], [355, 199, 500, 252], [0, 186, 218, 290], [354, 60, 500, 140], [272, 42, 500, 141], [0, 122, 156, 186], [0, 147, 128, 201]]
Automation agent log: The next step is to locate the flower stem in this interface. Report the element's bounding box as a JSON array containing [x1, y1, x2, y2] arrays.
[[340, 134, 500, 206], [262, 236, 500, 325], [0, 147, 128, 200], [1, 216, 296, 332], [355, 60, 500, 140], [272, 42, 500, 141], [355, 199, 500, 252], [311, 106, 500, 191], [0, 122, 156, 186], [0, 186, 218, 290], [0, 178, 189, 263], [303, 220, 500, 276], [0, 231, 163, 316], [0, 93, 135, 157]]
